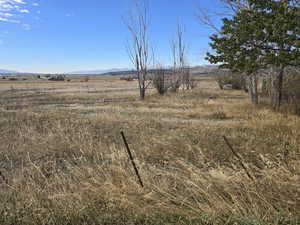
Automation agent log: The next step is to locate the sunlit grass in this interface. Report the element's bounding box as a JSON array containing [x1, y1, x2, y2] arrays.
[[0, 76, 299, 224]]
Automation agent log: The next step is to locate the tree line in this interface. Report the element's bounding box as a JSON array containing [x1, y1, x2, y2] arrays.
[[125, 0, 300, 113]]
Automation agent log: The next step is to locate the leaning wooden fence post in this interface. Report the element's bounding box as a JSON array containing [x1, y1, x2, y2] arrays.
[[223, 136, 255, 182], [0, 170, 8, 185], [121, 131, 144, 188]]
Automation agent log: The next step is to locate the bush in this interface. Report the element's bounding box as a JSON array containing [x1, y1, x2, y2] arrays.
[[153, 69, 168, 95], [49, 75, 65, 81], [84, 76, 89, 82], [215, 71, 247, 91], [208, 111, 228, 120], [153, 69, 184, 94]]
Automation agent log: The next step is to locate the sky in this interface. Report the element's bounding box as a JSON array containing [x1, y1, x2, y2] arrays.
[[0, 0, 224, 73]]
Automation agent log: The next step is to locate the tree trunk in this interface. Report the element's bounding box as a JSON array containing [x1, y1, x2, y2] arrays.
[[139, 80, 145, 100], [271, 66, 284, 110], [139, 87, 145, 100], [248, 74, 258, 105], [139, 73, 146, 100], [137, 71, 146, 100], [242, 74, 249, 93]]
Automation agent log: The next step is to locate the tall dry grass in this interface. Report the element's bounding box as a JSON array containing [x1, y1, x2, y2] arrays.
[[0, 78, 299, 224]]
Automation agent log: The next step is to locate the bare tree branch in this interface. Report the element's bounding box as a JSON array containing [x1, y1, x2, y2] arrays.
[[125, 0, 152, 100], [197, 7, 221, 33], [197, 0, 251, 34]]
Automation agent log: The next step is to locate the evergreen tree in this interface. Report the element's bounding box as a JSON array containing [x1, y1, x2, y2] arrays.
[[207, 0, 300, 108]]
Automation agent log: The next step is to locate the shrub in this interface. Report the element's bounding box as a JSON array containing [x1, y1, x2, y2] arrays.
[[215, 71, 247, 91], [153, 69, 186, 94], [84, 76, 89, 82], [208, 111, 228, 120], [153, 68, 168, 95]]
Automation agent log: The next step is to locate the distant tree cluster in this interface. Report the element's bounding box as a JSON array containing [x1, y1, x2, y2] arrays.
[[125, 0, 196, 100]]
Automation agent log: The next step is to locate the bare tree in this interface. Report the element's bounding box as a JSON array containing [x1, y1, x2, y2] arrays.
[[169, 40, 181, 92], [126, 0, 152, 100], [171, 23, 193, 91], [152, 23, 194, 95]]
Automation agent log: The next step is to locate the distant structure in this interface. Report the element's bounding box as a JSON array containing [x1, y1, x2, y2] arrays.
[[38, 74, 66, 81]]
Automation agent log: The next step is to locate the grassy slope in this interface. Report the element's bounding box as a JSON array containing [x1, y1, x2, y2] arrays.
[[0, 77, 299, 225]]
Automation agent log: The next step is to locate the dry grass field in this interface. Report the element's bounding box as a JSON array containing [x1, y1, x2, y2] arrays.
[[0, 75, 299, 225]]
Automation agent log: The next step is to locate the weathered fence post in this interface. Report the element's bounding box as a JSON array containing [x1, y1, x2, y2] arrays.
[[0, 170, 8, 185], [121, 131, 144, 188], [223, 136, 255, 182]]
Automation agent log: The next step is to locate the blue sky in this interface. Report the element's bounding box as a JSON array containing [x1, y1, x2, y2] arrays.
[[0, 0, 224, 73]]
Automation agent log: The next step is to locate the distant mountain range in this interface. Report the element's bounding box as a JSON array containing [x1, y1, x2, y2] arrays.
[[66, 68, 132, 75], [190, 65, 220, 74], [0, 69, 19, 74], [0, 65, 220, 75], [0, 68, 133, 75], [66, 65, 219, 75]]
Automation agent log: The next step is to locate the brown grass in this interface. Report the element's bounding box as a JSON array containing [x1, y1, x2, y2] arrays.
[[0, 76, 299, 224]]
